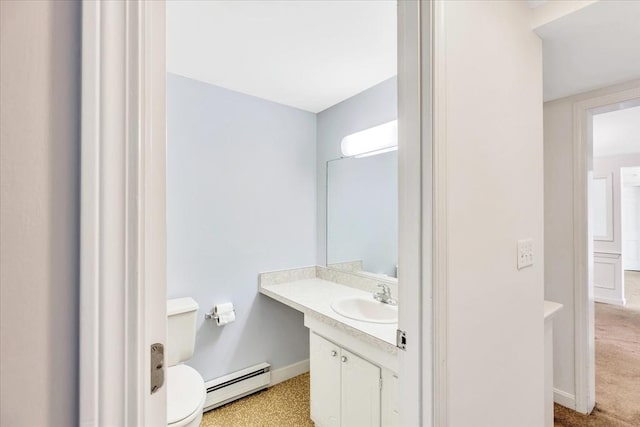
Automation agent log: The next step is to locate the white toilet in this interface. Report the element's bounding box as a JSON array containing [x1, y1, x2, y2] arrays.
[[167, 297, 206, 427]]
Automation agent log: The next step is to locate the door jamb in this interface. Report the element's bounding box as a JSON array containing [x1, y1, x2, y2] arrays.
[[79, 1, 167, 425]]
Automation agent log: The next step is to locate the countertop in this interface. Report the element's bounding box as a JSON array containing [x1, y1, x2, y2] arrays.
[[544, 300, 563, 321], [260, 278, 397, 352]]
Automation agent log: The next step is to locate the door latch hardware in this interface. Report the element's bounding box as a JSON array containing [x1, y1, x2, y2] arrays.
[[396, 329, 407, 350], [150, 343, 164, 394]]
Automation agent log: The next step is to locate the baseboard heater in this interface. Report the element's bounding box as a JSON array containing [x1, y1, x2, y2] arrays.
[[203, 362, 271, 412]]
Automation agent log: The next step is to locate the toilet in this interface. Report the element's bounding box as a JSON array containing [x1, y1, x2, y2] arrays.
[[167, 297, 206, 427]]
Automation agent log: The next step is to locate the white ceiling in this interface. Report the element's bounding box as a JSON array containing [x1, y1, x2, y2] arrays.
[[593, 106, 640, 158], [166, 0, 397, 113], [534, 1, 640, 102]]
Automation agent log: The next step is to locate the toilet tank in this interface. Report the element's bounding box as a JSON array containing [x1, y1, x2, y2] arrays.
[[167, 297, 199, 366]]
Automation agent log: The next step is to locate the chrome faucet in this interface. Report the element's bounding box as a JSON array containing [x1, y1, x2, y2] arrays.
[[374, 284, 397, 305]]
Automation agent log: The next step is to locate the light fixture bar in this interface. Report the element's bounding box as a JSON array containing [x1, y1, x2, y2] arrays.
[[341, 120, 398, 157]]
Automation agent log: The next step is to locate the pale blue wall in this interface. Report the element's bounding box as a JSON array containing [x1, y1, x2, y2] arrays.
[[167, 73, 316, 381], [316, 77, 397, 265]]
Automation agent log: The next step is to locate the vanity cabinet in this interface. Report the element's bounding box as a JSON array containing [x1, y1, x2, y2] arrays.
[[310, 331, 341, 426], [311, 332, 396, 427]]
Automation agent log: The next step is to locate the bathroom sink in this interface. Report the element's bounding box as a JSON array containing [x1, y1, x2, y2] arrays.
[[331, 296, 398, 324]]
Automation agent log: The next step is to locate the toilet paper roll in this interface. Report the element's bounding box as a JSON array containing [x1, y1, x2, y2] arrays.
[[213, 302, 235, 326], [214, 302, 234, 315], [216, 310, 235, 326]]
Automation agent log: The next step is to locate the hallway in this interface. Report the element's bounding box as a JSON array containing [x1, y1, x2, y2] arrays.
[[555, 271, 640, 426]]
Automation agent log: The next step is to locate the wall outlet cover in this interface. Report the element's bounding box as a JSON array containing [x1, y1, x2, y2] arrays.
[[517, 238, 534, 270]]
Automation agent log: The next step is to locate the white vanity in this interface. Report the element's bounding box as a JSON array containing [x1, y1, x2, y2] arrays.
[[260, 266, 400, 427]]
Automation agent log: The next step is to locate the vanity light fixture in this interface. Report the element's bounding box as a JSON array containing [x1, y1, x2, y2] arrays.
[[341, 120, 398, 158]]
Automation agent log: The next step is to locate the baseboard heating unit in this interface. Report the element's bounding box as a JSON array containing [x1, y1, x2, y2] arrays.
[[203, 362, 271, 411]]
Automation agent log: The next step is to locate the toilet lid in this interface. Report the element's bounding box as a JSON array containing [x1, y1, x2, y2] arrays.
[[167, 365, 205, 425]]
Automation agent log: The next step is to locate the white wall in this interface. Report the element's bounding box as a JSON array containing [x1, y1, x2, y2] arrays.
[[544, 79, 640, 404], [0, 1, 80, 425], [167, 74, 317, 381], [622, 185, 640, 271], [592, 154, 640, 305], [316, 77, 397, 265], [593, 154, 640, 254], [441, 2, 544, 426]]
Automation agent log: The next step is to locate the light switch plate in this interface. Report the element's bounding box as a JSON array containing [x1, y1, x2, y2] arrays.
[[517, 238, 534, 270]]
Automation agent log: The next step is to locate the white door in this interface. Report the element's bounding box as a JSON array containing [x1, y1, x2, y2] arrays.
[[622, 185, 640, 271], [310, 333, 341, 427], [341, 349, 382, 427]]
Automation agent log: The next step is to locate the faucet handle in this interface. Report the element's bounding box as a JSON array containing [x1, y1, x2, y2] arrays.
[[377, 283, 391, 296]]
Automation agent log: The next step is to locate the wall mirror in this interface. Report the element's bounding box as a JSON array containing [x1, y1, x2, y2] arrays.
[[326, 150, 398, 280]]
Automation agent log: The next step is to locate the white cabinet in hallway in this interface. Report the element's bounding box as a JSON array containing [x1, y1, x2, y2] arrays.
[[544, 301, 563, 427], [311, 332, 390, 427]]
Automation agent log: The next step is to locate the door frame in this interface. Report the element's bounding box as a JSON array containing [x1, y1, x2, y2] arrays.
[[572, 85, 640, 414], [79, 1, 166, 425], [80, 0, 439, 425], [397, 0, 438, 426]]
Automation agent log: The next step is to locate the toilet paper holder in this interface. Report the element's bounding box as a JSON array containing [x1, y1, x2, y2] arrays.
[[204, 308, 236, 320]]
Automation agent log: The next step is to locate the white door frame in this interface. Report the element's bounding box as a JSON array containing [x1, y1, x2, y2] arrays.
[[397, 1, 436, 426], [79, 1, 167, 426], [80, 0, 440, 425], [572, 85, 640, 414]]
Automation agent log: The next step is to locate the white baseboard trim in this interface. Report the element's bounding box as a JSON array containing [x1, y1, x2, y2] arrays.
[[594, 295, 626, 306], [270, 359, 309, 386], [554, 388, 576, 410]]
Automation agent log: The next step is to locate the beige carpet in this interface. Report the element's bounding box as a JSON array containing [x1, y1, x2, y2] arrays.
[[200, 373, 313, 427], [625, 270, 640, 311], [555, 271, 640, 427]]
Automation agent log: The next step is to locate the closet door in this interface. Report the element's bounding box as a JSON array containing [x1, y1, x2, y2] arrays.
[[310, 332, 341, 427], [341, 349, 381, 427]]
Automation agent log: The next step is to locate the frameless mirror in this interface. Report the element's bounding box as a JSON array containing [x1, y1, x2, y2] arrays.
[[326, 150, 398, 279]]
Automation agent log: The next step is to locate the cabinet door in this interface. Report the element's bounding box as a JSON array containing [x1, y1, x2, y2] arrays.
[[310, 332, 341, 427], [341, 349, 381, 427]]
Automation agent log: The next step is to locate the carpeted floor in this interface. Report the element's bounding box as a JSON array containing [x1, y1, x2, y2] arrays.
[[200, 373, 313, 427], [555, 271, 640, 427], [625, 270, 640, 311]]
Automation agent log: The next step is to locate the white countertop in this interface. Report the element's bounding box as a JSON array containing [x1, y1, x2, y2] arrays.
[[260, 278, 397, 351], [544, 300, 563, 321]]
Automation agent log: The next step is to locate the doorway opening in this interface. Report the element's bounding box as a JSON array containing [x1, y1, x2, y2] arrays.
[[586, 100, 640, 424], [164, 1, 428, 426]]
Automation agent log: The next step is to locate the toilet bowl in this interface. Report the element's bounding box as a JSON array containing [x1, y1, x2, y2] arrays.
[[167, 365, 206, 427], [167, 297, 206, 427]]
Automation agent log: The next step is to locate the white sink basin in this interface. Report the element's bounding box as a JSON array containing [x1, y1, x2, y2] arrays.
[[331, 296, 398, 324]]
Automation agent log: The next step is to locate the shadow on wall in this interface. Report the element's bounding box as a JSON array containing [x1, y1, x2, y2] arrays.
[[47, 3, 82, 424]]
